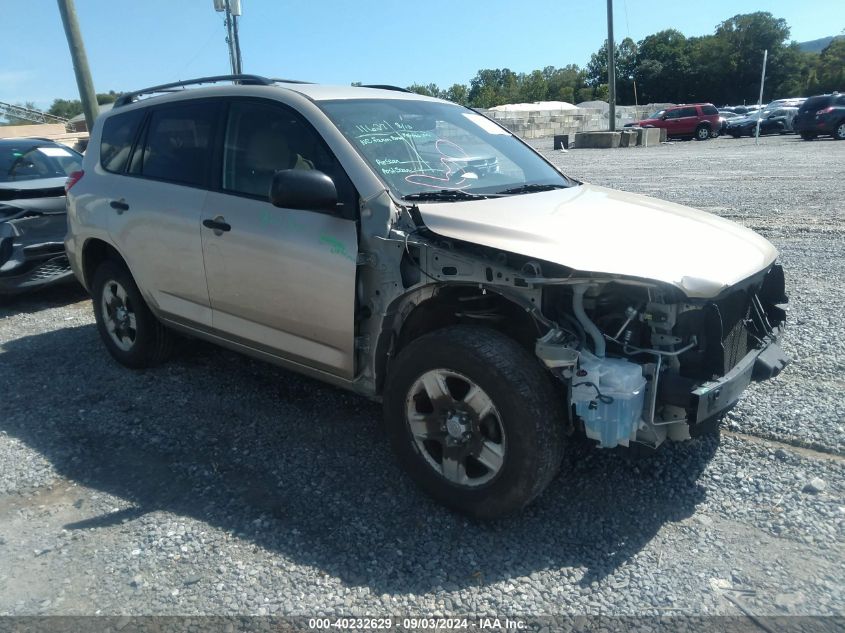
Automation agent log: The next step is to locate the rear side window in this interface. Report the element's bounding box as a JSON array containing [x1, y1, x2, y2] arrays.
[[678, 107, 698, 117], [137, 101, 220, 187], [701, 105, 718, 115], [100, 109, 145, 173]]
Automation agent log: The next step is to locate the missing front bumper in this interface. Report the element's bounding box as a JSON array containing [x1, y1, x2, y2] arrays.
[[689, 337, 788, 427]]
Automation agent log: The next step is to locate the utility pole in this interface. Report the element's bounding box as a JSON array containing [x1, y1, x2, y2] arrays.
[[215, 0, 243, 74], [606, 0, 616, 131], [56, 0, 98, 131]]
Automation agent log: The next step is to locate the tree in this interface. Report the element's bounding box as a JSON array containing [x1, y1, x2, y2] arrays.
[[444, 83, 468, 105], [388, 13, 819, 110], [633, 29, 690, 103], [814, 37, 845, 93], [467, 68, 520, 108], [520, 70, 548, 102], [544, 64, 587, 103], [47, 91, 121, 120], [710, 12, 791, 103], [585, 37, 638, 104], [407, 83, 445, 98]]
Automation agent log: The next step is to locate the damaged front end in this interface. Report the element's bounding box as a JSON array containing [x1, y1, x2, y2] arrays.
[[534, 266, 789, 448], [0, 185, 74, 295]]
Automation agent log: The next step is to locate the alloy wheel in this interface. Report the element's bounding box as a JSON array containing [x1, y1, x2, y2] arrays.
[[405, 369, 506, 487], [100, 279, 137, 351]]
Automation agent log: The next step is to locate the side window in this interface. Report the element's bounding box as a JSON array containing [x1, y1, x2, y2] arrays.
[[664, 109, 681, 119], [222, 101, 357, 211], [100, 109, 145, 173], [837, 96, 845, 106], [679, 107, 698, 118], [138, 101, 219, 187], [701, 105, 718, 115]]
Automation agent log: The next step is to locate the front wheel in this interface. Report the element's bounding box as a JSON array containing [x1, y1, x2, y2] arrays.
[[834, 122, 845, 141], [91, 260, 173, 368], [383, 326, 565, 518]]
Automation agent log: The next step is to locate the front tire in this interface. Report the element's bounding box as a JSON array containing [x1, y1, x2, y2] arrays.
[[91, 260, 173, 368], [383, 326, 565, 519]]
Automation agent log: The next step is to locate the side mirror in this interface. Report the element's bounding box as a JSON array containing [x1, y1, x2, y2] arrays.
[[270, 169, 338, 214], [660, 114, 668, 120]]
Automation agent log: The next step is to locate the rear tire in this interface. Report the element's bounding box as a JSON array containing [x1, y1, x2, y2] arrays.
[[91, 260, 173, 368], [383, 326, 565, 519], [834, 122, 845, 141], [695, 125, 711, 141]]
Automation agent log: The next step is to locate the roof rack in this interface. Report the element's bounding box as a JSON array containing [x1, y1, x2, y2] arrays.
[[360, 84, 411, 93], [113, 74, 278, 107], [269, 78, 315, 85]]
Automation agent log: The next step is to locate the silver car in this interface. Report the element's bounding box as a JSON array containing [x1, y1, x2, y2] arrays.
[[66, 75, 789, 518]]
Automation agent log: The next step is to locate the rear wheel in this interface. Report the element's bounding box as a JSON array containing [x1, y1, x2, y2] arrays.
[[383, 326, 565, 518], [695, 125, 711, 140], [91, 260, 173, 368], [834, 122, 845, 141]]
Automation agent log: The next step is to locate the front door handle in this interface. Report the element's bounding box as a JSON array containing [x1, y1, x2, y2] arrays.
[[110, 199, 129, 212], [203, 217, 231, 233]]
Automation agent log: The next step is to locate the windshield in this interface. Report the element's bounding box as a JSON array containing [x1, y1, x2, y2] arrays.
[[647, 110, 665, 119], [0, 142, 82, 183], [318, 99, 572, 199]]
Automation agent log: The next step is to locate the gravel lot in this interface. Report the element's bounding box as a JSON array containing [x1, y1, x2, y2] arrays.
[[0, 134, 843, 619]]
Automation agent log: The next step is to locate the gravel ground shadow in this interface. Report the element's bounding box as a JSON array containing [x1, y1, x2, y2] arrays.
[[0, 283, 89, 318], [1, 324, 717, 595]]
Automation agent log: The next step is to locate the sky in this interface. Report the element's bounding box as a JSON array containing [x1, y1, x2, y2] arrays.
[[1, 0, 843, 111]]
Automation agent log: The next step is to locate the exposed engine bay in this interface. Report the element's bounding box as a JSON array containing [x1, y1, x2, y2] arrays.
[[375, 216, 789, 450], [535, 271, 788, 448]]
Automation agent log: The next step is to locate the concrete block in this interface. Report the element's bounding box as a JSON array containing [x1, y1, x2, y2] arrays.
[[659, 128, 668, 142], [619, 130, 636, 147], [553, 134, 570, 150], [627, 127, 661, 146], [573, 131, 621, 149]]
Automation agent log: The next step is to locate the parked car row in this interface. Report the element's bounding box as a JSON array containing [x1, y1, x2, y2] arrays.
[[624, 94, 844, 141]]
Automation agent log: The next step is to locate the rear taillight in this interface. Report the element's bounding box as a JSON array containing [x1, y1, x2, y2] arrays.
[[65, 170, 84, 193], [817, 106, 835, 115]]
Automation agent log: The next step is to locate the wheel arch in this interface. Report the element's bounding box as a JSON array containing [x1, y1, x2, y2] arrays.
[[81, 238, 130, 290], [373, 283, 544, 396]]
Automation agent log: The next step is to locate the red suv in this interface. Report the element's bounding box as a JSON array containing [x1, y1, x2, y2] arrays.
[[626, 104, 721, 140]]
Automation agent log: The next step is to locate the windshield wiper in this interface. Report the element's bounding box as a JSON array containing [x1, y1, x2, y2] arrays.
[[496, 183, 570, 195], [402, 189, 495, 202]]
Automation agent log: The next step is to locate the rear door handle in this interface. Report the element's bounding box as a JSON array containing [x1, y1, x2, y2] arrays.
[[203, 218, 231, 233], [110, 199, 129, 212]]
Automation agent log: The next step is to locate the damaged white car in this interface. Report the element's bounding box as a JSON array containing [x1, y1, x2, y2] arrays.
[[65, 76, 789, 518]]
